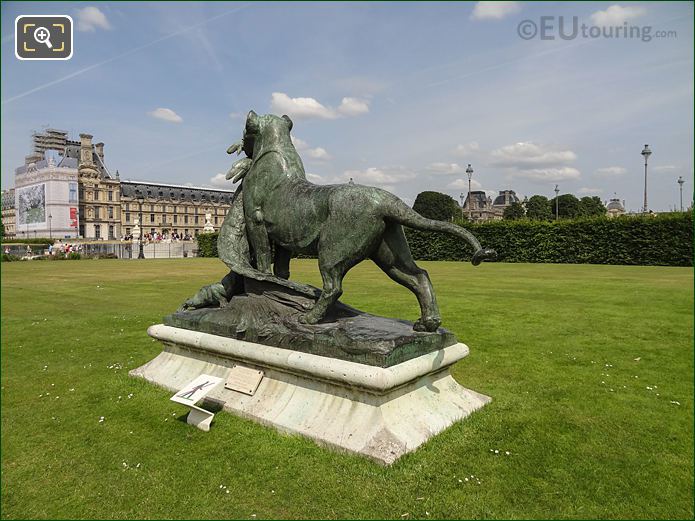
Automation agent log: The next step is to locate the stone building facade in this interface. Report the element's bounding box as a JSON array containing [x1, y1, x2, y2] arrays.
[[461, 189, 520, 222], [1, 188, 16, 238], [7, 130, 235, 240]]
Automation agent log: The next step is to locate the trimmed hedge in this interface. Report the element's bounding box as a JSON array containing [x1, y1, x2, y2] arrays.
[[197, 212, 693, 266], [196, 233, 218, 258], [407, 212, 693, 266]]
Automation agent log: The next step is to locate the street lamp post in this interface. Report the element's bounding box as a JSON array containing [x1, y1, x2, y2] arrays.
[[466, 164, 474, 221], [641, 144, 652, 213], [48, 213, 52, 240], [677, 176, 685, 212], [138, 198, 145, 259], [554, 184, 560, 220]]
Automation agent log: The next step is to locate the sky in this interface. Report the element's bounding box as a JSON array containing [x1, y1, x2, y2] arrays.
[[1, 1, 693, 212]]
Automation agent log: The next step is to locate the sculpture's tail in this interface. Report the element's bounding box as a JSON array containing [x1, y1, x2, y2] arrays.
[[385, 197, 497, 266]]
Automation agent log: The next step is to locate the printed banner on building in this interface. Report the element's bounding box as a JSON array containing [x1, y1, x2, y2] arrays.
[[69, 207, 78, 228]]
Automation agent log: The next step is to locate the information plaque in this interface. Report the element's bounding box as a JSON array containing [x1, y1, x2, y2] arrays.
[[225, 364, 264, 396]]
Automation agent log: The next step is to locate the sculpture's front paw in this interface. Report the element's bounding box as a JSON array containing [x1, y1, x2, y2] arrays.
[[414, 316, 441, 332]]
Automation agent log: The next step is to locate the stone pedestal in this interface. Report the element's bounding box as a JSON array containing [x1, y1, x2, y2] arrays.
[[131, 324, 490, 464]]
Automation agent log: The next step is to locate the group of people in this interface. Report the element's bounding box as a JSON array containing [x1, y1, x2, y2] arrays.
[[121, 231, 194, 243], [48, 241, 82, 255]]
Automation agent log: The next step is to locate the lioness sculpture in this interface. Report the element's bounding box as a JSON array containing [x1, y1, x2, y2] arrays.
[[232, 111, 495, 332]]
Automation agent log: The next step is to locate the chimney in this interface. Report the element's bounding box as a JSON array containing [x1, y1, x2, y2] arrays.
[[79, 133, 94, 165], [95, 142, 104, 160]]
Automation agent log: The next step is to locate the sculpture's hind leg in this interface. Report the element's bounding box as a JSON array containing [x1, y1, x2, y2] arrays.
[[299, 260, 348, 324], [371, 223, 441, 332]]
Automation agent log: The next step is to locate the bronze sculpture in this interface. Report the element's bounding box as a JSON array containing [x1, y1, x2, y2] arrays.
[[180, 111, 496, 333]]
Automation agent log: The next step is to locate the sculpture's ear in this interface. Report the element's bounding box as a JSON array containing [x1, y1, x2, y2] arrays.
[[282, 114, 293, 131], [246, 110, 260, 133]]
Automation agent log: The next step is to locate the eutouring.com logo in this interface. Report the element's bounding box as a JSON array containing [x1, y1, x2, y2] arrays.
[[517, 16, 677, 42]]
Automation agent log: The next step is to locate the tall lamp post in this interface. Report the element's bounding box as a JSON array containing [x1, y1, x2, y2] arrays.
[[48, 213, 52, 240], [641, 144, 652, 213], [138, 197, 145, 259], [677, 176, 685, 211], [466, 164, 474, 221], [554, 184, 560, 220]]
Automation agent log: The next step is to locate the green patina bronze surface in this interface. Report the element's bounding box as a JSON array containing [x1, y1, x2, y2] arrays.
[[170, 280, 456, 368], [176, 111, 495, 361]]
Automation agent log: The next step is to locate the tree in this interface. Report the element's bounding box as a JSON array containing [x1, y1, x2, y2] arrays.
[[526, 195, 553, 220], [503, 201, 525, 220], [412, 191, 459, 221], [579, 196, 607, 217], [549, 194, 580, 219]]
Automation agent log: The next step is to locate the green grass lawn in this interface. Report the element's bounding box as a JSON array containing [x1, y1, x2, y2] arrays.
[[1, 259, 693, 519]]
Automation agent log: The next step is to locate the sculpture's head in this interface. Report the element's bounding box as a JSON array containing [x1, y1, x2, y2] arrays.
[[242, 110, 293, 157]]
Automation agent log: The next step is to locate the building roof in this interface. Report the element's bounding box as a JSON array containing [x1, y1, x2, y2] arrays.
[[463, 190, 490, 210], [493, 190, 519, 206], [606, 198, 625, 211], [120, 180, 235, 204]]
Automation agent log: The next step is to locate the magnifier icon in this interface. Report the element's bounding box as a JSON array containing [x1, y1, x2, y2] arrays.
[[33, 26, 53, 49]]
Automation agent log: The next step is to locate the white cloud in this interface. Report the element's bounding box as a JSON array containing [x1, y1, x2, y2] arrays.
[[490, 142, 577, 168], [579, 187, 604, 195], [448, 178, 483, 190], [471, 1, 521, 20], [209, 173, 228, 187], [270, 92, 369, 119], [306, 147, 332, 160], [306, 172, 325, 184], [271, 93, 337, 119], [291, 136, 332, 160], [342, 166, 415, 188], [337, 97, 370, 116], [510, 167, 582, 182], [590, 5, 646, 27], [453, 141, 480, 156], [595, 166, 627, 176], [653, 165, 678, 173], [148, 108, 183, 123], [427, 162, 465, 175], [76, 6, 111, 32]]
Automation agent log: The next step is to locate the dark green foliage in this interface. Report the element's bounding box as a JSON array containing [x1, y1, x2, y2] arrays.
[[549, 194, 581, 218], [201, 214, 692, 266], [412, 191, 459, 221], [196, 233, 219, 258], [503, 201, 525, 220], [407, 213, 692, 266], [1, 254, 20, 262], [526, 195, 553, 220], [579, 196, 607, 217]]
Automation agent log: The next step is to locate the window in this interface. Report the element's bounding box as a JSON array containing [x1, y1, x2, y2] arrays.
[[150, 204, 154, 212], [108, 206, 114, 219], [173, 206, 177, 214], [94, 225, 101, 239], [69, 182, 78, 203], [125, 203, 129, 211], [126, 228, 131, 235], [94, 207, 100, 219], [151, 228, 155, 234], [108, 225, 114, 239], [162, 214, 167, 224], [184, 229, 189, 235], [150, 214, 155, 223], [214, 216, 218, 225], [194, 216, 199, 224], [184, 215, 189, 224], [125, 212, 130, 223], [173, 215, 177, 224], [108, 191, 113, 201]]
